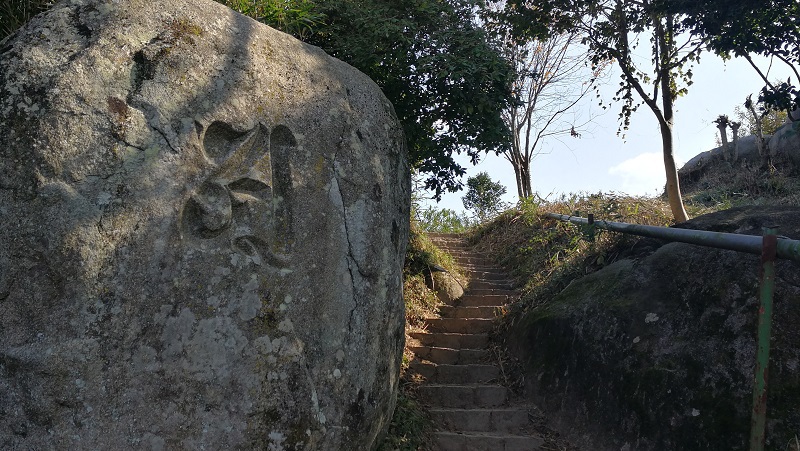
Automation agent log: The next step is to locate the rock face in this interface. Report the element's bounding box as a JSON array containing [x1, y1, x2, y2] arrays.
[[0, 0, 409, 449], [509, 207, 800, 450], [430, 272, 464, 304]]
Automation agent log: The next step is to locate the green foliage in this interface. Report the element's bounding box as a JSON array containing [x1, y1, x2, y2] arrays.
[[462, 172, 508, 223], [735, 104, 788, 137], [415, 206, 473, 233], [219, 0, 324, 39], [405, 219, 460, 278], [303, 0, 515, 198], [1, 0, 53, 41]]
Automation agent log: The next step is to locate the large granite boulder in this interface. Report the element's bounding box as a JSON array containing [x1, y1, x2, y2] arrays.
[[509, 206, 800, 450], [0, 0, 410, 449]]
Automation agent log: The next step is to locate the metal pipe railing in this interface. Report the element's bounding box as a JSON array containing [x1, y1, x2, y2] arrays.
[[545, 213, 800, 263], [545, 212, 800, 451]]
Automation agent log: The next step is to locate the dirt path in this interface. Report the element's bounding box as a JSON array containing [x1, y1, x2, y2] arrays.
[[407, 233, 549, 450]]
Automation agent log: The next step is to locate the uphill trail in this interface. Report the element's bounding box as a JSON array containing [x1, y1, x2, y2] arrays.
[[407, 233, 566, 451]]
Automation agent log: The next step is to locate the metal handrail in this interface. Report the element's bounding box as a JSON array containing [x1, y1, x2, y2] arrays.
[[545, 212, 799, 451], [545, 213, 800, 262]]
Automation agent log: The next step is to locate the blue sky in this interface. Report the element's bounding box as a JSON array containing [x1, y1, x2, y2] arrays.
[[422, 53, 795, 214]]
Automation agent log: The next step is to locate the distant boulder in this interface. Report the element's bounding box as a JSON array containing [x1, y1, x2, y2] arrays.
[[0, 0, 409, 449], [509, 206, 800, 450], [679, 122, 800, 193]]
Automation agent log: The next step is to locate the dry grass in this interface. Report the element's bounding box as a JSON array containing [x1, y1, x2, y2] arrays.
[[683, 158, 800, 209]]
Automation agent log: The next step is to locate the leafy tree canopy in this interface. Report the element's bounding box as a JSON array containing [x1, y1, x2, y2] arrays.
[[307, 0, 514, 198], [462, 172, 508, 222], [655, 0, 800, 114]]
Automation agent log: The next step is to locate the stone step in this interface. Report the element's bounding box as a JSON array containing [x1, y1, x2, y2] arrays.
[[467, 288, 518, 297], [430, 408, 531, 433], [439, 306, 499, 319], [418, 384, 509, 408], [425, 318, 494, 334], [454, 256, 491, 266], [468, 279, 515, 290], [429, 241, 469, 249], [427, 232, 462, 239], [435, 431, 546, 451], [442, 249, 480, 257], [465, 270, 512, 281], [437, 248, 472, 256], [435, 244, 471, 251], [408, 363, 500, 384], [457, 294, 511, 307], [408, 332, 489, 349], [410, 346, 489, 365]]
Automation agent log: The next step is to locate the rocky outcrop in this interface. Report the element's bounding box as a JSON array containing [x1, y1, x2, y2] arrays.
[[509, 207, 800, 450], [679, 122, 800, 191], [0, 0, 409, 449]]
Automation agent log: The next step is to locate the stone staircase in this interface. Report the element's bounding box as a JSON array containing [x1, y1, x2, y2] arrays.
[[407, 233, 546, 451]]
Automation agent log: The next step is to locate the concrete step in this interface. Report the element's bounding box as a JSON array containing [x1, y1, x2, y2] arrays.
[[439, 306, 500, 319], [410, 346, 489, 365], [435, 431, 546, 451], [408, 332, 489, 349], [457, 294, 511, 307], [430, 408, 531, 433], [425, 318, 494, 334], [418, 384, 509, 408], [408, 363, 500, 384]]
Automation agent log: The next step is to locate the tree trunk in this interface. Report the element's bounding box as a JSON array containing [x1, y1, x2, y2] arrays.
[[511, 158, 524, 199], [731, 123, 740, 162], [659, 120, 689, 222], [717, 124, 730, 161], [520, 161, 533, 199], [656, 15, 689, 223]]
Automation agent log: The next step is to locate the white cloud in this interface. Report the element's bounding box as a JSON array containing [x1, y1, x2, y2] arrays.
[[608, 152, 666, 196]]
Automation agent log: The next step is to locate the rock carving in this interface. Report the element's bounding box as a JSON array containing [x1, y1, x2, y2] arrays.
[[182, 121, 296, 267]]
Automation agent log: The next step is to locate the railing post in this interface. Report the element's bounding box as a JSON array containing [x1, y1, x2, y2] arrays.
[[749, 226, 778, 451], [583, 213, 595, 242]]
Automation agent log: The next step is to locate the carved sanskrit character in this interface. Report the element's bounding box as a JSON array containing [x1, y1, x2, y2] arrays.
[[181, 121, 296, 267]]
